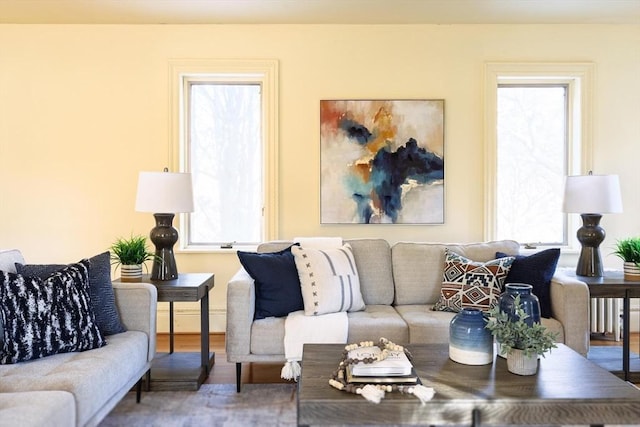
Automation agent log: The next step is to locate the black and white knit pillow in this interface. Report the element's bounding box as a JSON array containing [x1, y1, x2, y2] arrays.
[[15, 251, 127, 336], [0, 260, 106, 364]]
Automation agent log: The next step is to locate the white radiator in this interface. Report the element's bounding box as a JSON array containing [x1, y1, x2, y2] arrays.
[[590, 298, 622, 341]]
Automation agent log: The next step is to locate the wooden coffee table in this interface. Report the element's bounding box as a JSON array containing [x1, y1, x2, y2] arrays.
[[297, 343, 640, 426]]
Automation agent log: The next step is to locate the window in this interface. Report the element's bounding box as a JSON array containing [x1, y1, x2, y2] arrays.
[[170, 60, 279, 251], [484, 63, 594, 248]]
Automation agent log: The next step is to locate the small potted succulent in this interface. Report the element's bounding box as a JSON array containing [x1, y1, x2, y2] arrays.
[[612, 237, 640, 281], [485, 295, 557, 375], [109, 235, 157, 282]]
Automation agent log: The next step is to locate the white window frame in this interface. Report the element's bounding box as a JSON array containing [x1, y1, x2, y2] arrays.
[[169, 59, 279, 252], [483, 62, 594, 250]]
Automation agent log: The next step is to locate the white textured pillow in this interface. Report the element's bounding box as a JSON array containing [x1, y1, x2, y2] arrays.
[[292, 243, 365, 316]]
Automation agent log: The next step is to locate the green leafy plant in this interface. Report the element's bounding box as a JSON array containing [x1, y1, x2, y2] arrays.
[[485, 295, 558, 358], [109, 235, 157, 267], [612, 237, 640, 267]]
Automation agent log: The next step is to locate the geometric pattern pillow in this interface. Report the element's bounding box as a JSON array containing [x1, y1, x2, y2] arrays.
[[0, 260, 106, 364], [433, 249, 515, 313], [15, 251, 126, 336], [291, 243, 365, 316]]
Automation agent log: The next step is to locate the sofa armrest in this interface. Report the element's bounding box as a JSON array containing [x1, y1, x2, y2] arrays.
[[112, 282, 158, 362], [225, 268, 256, 361], [550, 271, 590, 356]]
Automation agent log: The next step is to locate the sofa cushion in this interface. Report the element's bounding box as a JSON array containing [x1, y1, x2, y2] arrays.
[[0, 261, 106, 364], [540, 316, 564, 344], [432, 249, 515, 313], [496, 248, 560, 319], [0, 249, 25, 274], [15, 251, 127, 336], [346, 239, 395, 305], [395, 304, 456, 344], [391, 240, 520, 305], [0, 391, 75, 427], [0, 330, 148, 426], [258, 241, 295, 253], [251, 317, 286, 355], [258, 239, 395, 306], [237, 245, 304, 320], [292, 243, 365, 316], [346, 305, 409, 344]]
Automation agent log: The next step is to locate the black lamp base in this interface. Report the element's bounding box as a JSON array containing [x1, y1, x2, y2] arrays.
[[149, 213, 179, 281], [575, 213, 605, 277]]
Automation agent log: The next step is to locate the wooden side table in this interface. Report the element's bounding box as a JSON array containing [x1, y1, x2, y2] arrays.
[[117, 273, 215, 391], [567, 270, 640, 382]]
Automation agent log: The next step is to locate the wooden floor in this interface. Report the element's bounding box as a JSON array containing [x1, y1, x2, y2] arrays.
[[157, 333, 287, 386], [157, 332, 640, 386]]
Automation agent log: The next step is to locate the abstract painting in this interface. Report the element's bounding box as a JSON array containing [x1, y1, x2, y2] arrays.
[[320, 99, 444, 224]]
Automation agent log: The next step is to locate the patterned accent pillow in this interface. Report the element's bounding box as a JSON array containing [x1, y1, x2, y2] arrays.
[[433, 249, 515, 313], [291, 243, 365, 316], [0, 260, 106, 364], [15, 251, 126, 336]]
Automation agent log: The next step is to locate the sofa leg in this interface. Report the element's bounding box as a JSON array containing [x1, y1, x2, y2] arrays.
[[236, 363, 242, 393], [136, 378, 142, 403]]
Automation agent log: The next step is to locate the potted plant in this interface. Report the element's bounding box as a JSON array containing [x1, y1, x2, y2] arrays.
[[485, 295, 558, 375], [109, 235, 157, 282], [612, 237, 640, 281]]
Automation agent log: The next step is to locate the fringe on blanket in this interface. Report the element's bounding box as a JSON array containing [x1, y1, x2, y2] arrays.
[[281, 361, 301, 381]]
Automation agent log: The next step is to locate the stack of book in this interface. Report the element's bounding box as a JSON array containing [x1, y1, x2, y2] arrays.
[[346, 346, 420, 384]]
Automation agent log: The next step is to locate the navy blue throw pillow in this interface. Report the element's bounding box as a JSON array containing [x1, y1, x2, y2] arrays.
[[237, 245, 303, 320], [15, 251, 126, 336], [496, 248, 561, 319]]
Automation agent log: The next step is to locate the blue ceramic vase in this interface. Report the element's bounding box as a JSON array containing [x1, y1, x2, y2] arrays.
[[449, 307, 494, 365], [496, 283, 541, 358], [499, 283, 541, 326]]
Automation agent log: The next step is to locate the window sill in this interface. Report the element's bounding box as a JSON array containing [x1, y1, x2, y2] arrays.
[[177, 244, 259, 254]]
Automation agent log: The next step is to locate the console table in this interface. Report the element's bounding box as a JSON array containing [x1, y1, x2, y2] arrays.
[[567, 270, 640, 382], [117, 273, 215, 391]]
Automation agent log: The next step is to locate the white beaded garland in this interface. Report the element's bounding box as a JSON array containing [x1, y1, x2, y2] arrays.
[[328, 337, 435, 404]]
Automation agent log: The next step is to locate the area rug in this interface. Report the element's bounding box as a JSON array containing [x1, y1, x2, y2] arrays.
[[100, 383, 297, 427]]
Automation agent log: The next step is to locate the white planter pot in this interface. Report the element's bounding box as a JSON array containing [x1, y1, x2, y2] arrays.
[[120, 264, 143, 282], [623, 262, 640, 281], [506, 349, 538, 375]]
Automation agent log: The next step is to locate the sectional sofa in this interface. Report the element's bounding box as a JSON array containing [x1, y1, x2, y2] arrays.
[[226, 239, 590, 391], [0, 249, 157, 427]]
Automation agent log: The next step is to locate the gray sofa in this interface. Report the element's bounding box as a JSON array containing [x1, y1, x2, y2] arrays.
[[0, 249, 157, 427], [226, 239, 590, 391]]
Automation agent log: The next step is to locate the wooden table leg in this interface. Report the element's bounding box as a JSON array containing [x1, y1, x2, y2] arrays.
[[201, 287, 210, 376]]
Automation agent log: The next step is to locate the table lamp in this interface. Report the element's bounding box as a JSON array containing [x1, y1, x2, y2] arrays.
[[135, 169, 194, 281], [563, 172, 623, 277]]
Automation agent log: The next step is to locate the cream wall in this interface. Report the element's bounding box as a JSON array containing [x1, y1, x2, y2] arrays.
[[1, 24, 639, 332]]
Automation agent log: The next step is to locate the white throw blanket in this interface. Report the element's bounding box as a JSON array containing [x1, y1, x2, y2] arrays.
[[281, 310, 348, 381]]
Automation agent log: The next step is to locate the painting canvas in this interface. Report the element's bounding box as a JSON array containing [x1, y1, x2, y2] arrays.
[[320, 99, 444, 224]]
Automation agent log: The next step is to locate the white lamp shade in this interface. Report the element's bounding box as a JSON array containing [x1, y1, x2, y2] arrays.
[[135, 171, 194, 213], [562, 174, 623, 214]]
